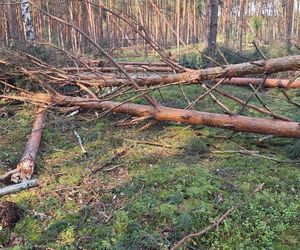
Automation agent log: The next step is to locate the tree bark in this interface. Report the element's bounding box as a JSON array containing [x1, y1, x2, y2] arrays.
[[20, 0, 35, 41], [205, 0, 219, 57], [286, 0, 295, 49], [0, 180, 38, 197], [213, 77, 300, 89], [239, 0, 245, 52], [76, 55, 300, 88], [6, 0, 16, 43], [14, 92, 300, 138], [10, 108, 45, 183]]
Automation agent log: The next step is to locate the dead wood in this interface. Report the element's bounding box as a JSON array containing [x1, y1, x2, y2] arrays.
[[62, 65, 174, 73], [6, 91, 300, 138], [0, 180, 39, 197], [213, 77, 300, 89], [2, 108, 46, 183], [74, 130, 88, 154], [106, 55, 300, 86], [68, 55, 300, 88]]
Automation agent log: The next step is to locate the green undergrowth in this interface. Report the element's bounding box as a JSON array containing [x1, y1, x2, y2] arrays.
[[1, 42, 299, 249], [1, 83, 300, 249], [179, 42, 300, 70]]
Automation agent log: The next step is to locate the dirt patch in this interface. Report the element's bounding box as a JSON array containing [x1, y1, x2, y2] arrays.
[[0, 201, 24, 228]]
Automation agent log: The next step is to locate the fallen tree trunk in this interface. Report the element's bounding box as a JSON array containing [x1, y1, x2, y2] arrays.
[[10, 92, 300, 138], [10, 108, 46, 183], [117, 61, 168, 67], [213, 77, 300, 89], [80, 76, 300, 89], [0, 179, 38, 197], [88, 60, 169, 67], [71, 55, 300, 88], [63, 65, 175, 73]]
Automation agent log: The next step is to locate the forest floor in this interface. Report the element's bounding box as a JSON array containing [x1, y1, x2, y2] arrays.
[[1, 42, 300, 249], [1, 82, 300, 249]]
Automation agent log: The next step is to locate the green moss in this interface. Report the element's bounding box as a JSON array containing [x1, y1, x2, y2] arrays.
[[14, 216, 42, 242], [1, 78, 300, 249], [0, 228, 10, 246]]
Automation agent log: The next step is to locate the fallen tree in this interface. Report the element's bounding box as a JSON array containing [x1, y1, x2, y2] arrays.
[[212, 77, 300, 89], [0, 108, 46, 183], [77, 75, 300, 89], [4, 91, 300, 138], [68, 55, 300, 88], [2, 51, 300, 91], [62, 65, 175, 73]]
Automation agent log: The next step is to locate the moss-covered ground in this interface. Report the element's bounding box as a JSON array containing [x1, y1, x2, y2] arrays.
[[1, 76, 300, 249], [0, 35, 300, 250]]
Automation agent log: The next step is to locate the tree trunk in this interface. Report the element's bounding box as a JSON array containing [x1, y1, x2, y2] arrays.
[[7, 0, 16, 43], [286, 0, 295, 49], [77, 55, 300, 88], [11, 108, 45, 183], [223, 0, 232, 47], [20, 0, 35, 41], [239, 0, 245, 52], [205, 0, 219, 57], [18, 92, 300, 139]]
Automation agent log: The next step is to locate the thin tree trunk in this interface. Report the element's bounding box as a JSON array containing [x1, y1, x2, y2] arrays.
[[239, 0, 245, 52], [206, 0, 219, 57], [7, 0, 16, 43], [286, 0, 295, 49]]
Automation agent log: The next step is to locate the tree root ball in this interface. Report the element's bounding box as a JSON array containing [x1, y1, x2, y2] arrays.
[[0, 201, 24, 228]]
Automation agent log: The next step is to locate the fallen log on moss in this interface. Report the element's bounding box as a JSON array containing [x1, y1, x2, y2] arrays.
[[0, 108, 46, 183], [12, 108, 45, 183], [7, 92, 300, 138]]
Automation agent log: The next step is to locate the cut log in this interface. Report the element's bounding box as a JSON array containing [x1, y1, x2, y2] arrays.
[[14, 92, 300, 138], [10, 108, 46, 183]]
